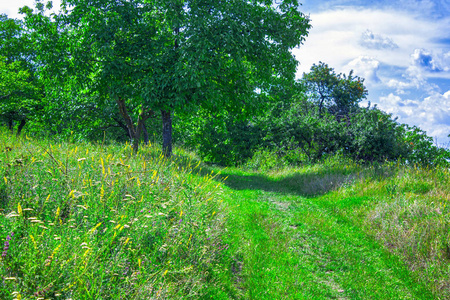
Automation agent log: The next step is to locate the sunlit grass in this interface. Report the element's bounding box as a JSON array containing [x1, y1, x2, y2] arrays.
[[324, 163, 450, 297], [213, 153, 449, 299], [0, 130, 229, 299]]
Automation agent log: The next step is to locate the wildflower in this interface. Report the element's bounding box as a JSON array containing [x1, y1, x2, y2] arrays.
[[2, 240, 9, 257], [2, 233, 14, 258]]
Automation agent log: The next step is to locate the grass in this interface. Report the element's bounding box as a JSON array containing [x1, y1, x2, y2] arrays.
[[209, 158, 449, 299], [1, 131, 450, 299], [0, 132, 228, 299]]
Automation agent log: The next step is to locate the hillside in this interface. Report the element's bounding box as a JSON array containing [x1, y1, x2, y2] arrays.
[[1, 132, 450, 299]]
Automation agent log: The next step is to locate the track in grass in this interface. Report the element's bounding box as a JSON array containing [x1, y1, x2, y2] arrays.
[[209, 168, 435, 299]]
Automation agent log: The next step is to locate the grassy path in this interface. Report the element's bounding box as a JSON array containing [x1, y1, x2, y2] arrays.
[[208, 168, 434, 299]]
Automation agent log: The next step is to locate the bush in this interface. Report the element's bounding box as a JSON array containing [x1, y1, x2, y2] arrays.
[[346, 107, 409, 162], [403, 126, 450, 167]]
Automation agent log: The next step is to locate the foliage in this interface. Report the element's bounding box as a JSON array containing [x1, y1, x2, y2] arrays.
[[0, 57, 40, 131], [186, 61, 447, 167], [0, 15, 42, 134], [181, 64, 370, 166], [1, 0, 446, 172], [301, 62, 368, 118], [22, 0, 310, 155], [403, 126, 450, 166], [176, 110, 264, 166], [346, 106, 409, 161]]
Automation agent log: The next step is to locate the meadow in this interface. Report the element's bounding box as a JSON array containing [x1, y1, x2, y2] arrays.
[[1, 131, 450, 299]]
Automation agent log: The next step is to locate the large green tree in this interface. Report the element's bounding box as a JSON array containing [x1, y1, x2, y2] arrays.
[[23, 0, 310, 155]]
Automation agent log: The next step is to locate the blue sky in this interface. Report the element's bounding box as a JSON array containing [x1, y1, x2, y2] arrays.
[[294, 0, 450, 146], [2, 0, 450, 145]]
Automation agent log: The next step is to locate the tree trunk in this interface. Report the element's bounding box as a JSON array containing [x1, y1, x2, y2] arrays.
[[161, 109, 172, 157], [7, 119, 13, 133], [16, 119, 26, 136], [114, 117, 132, 140], [116, 97, 152, 153], [143, 123, 149, 146], [116, 98, 136, 143], [133, 114, 146, 152]]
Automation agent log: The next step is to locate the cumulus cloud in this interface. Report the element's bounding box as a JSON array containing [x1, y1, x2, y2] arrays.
[[293, 7, 444, 77], [385, 67, 430, 94], [384, 48, 449, 94], [410, 49, 450, 76], [379, 93, 417, 118], [378, 91, 450, 144], [360, 30, 398, 50], [345, 56, 381, 83], [411, 49, 442, 72]]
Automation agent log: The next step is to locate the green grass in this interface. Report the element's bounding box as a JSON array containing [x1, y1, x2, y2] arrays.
[[1, 131, 450, 299], [0, 132, 228, 299], [207, 161, 449, 299]]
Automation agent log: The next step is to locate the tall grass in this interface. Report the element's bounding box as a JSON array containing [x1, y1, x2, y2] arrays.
[[0, 131, 229, 299]]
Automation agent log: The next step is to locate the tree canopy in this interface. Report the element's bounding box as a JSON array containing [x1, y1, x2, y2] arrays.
[[21, 0, 311, 155], [301, 62, 367, 118]]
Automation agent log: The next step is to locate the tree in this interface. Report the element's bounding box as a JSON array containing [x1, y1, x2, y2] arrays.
[[0, 15, 42, 135], [23, 0, 310, 156], [302, 62, 367, 119]]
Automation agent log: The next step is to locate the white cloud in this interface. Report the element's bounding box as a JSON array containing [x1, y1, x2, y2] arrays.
[[293, 8, 444, 76], [344, 56, 381, 83], [378, 93, 416, 118], [412, 48, 443, 72], [378, 91, 450, 144], [0, 0, 61, 19], [385, 65, 430, 94], [384, 48, 449, 94], [360, 30, 398, 50]]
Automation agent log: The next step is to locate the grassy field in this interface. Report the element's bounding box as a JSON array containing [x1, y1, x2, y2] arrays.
[[1, 132, 449, 299]]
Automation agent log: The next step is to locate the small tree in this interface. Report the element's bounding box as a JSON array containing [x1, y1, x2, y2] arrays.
[[302, 62, 367, 119]]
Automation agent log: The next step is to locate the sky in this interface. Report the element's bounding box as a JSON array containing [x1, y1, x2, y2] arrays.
[[293, 0, 450, 146], [1, 0, 450, 146]]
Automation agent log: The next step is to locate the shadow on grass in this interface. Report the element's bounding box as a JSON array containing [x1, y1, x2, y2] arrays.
[[214, 170, 359, 198], [170, 152, 363, 198]]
